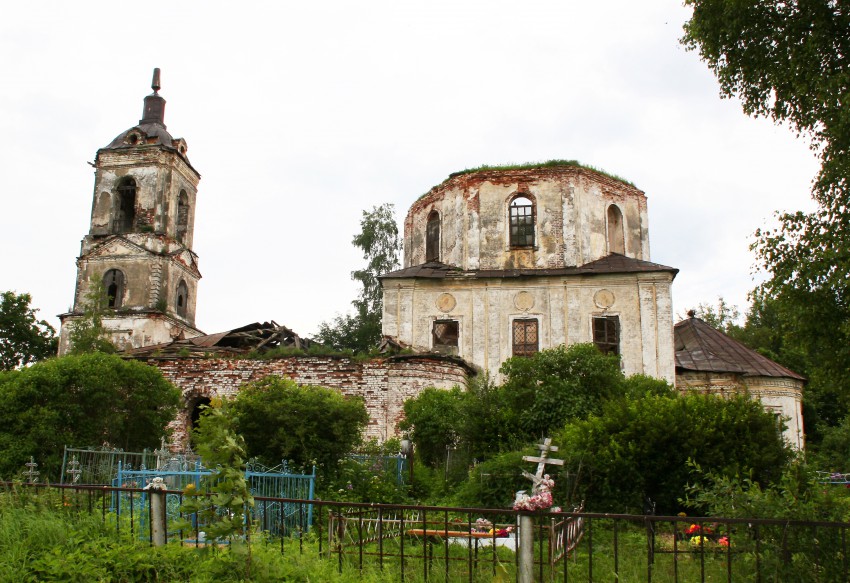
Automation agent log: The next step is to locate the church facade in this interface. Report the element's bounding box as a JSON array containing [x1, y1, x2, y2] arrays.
[[58, 70, 203, 354], [380, 165, 678, 382]]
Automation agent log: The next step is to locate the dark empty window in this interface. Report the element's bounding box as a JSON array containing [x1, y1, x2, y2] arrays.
[[177, 190, 189, 244], [593, 315, 620, 355], [607, 204, 625, 255], [426, 211, 440, 262], [103, 269, 125, 309], [432, 319, 459, 353], [512, 318, 539, 356], [176, 280, 189, 317], [509, 196, 535, 247], [114, 177, 136, 234]]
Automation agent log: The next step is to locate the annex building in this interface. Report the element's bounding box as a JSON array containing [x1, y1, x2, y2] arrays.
[[58, 71, 805, 449]]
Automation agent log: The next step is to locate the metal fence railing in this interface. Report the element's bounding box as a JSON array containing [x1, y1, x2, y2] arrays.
[[2, 481, 849, 582]]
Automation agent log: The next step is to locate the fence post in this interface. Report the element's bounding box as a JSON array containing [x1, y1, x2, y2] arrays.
[[144, 477, 168, 546], [518, 513, 534, 583]]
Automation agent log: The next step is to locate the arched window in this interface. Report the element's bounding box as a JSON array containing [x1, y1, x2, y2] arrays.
[[176, 280, 189, 317], [177, 190, 189, 244], [426, 210, 440, 262], [114, 177, 136, 234], [103, 270, 125, 309], [607, 204, 625, 255], [509, 196, 535, 247]]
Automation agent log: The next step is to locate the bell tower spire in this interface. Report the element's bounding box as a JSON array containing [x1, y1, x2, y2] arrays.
[[140, 67, 166, 127], [58, 69, 203, 354]]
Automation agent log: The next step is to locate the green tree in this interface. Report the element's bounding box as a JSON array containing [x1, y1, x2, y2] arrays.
[[683, 1, 850, 454], [178, 404, 254, 552], [399, 387, 465, 468], [0, 353, 180, 480], [67, 278, 116, 355], [500, 344, 626, 441], [0, 291, 57, 370], [558, 392, 791, 514], [228, 376, 368, 475], [682, 0, 850, 206], [690, 296, 742, 336], [316, 204, 400, 352]]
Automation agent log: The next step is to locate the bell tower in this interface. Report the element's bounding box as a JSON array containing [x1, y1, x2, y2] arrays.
[[59, 69, 204, 354]]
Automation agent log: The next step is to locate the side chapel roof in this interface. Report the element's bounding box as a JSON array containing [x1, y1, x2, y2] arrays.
[[674, 315, 805, 380]]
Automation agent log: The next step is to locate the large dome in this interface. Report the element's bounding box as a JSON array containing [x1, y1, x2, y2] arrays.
[[403, 161, 650, 271]]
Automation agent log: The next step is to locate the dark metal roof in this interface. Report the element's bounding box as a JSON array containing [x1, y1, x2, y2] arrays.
[[380, 254, 678, 280], [104, 122, 176, 150], [674, 316, 805, 380]]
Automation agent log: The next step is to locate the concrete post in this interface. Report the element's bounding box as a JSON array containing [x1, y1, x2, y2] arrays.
[[144, 477, 168, 547], [518, 513, 534, 583]]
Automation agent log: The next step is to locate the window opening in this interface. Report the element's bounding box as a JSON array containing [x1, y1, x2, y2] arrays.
[[607, 205, 625, 254], [114, 177, 137, 233], [593, 315, 620, 355], [432, 320, 459, 354], [426, 211, 440, 262], [177, 190, 189, 244], [512, 318, 539, 356], [103, 270, 125, 309], [176, 280, 188, 317], [509, 196, 535, 247]]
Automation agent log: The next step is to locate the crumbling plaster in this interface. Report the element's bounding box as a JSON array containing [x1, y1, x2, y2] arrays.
[[382, 272, 675, 383], [404, 167, 649, 270]]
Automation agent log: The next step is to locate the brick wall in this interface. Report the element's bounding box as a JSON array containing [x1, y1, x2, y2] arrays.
[[147, 355, 471, 448]]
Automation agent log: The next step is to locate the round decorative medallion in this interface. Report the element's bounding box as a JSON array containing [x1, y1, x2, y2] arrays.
[[514, 291, 535, 311], [594, 289, 615, 309], [436, 293, 456, 313]]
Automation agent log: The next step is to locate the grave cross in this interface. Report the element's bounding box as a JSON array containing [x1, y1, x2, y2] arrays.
[[521, 438, 564, 488], [23, 456, 40, 484], [66, 455, 82, 484]]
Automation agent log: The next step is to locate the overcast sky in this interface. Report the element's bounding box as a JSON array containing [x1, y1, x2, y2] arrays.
[[1, 1, 820, 339]]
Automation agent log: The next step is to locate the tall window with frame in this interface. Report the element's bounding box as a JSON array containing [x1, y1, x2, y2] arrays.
[[593, 315, 620, 355], [509, 196, 535, 247], [426, 210, 440, 262], [432, 319, 459, 354], [512, 318, 539, 356]]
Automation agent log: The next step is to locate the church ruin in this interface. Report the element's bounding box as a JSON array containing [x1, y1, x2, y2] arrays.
[[58, 70, 805, 449]]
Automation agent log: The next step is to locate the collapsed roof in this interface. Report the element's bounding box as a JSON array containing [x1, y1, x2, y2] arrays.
[[125, 321, 313, 358]]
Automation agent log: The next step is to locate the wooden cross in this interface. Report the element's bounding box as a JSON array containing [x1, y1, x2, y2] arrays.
[[521, 438, 564, 489]]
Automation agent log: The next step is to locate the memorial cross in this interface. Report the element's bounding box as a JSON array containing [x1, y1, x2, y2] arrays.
[[23, 456, 40, 484], [66, 454, 82, 484], [521, 437, 564, 487]]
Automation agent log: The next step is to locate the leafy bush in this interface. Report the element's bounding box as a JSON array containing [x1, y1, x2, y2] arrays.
[[500, 344, 626, 441], [228, 376, 368, 478], [558, 392, 792, 514], [0, 353, 180, 480], [452, 449, 530, 509]]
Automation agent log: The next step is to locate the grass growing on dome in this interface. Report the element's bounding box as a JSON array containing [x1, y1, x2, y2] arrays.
[[417, 159, 637, 200], [449, 159, 637, 187]]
